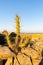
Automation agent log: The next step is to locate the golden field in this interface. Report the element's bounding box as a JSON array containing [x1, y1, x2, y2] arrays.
[[21, 33, 43, 41]]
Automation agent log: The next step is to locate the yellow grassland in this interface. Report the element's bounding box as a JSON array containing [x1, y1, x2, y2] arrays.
[[20, 33, 43, 41]]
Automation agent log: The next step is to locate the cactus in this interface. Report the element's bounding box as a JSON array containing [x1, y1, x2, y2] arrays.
[[15, 15, 20, 35], [0, 15, 42, 65]]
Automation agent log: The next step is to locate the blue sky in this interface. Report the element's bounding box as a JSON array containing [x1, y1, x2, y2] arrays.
[[0, 0, 43, 33]]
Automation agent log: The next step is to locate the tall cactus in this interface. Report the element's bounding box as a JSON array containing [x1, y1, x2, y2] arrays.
[[15, 15, 20, 35]]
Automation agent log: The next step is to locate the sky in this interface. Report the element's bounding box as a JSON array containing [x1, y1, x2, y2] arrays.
[[0, 0, 43, 33]]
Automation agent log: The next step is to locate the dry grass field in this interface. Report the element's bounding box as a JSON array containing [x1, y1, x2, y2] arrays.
[[21, 33, 43, 41]]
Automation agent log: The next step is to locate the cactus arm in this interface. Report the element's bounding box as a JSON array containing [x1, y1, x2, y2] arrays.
[[19, 38, 29, 48], [6, 35, 12, 48]]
